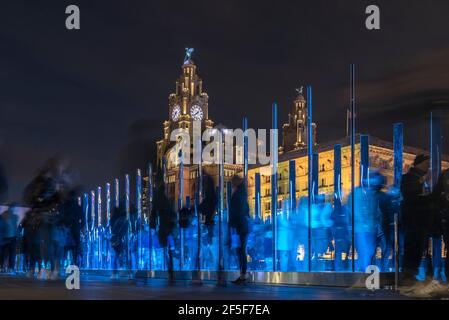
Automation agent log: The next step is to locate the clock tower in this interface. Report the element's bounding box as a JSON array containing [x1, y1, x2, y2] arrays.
[[280, 88, 317, 154], [157, 49, 214, 168]]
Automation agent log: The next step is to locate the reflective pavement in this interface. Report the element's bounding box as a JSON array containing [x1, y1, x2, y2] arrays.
[[0, 274, 424, 300]]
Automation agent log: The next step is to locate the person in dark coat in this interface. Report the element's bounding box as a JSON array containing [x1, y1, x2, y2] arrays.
[[228, 175, 250, 284], [436, 170, 449, 282], [21, 210, 42, 277], [401, 154, 431, 286], [61, 190, 83, 267], [406, 168, 449, 297], [424, 170, 449, 292], [0, 203, 19, 273], [151, 174, 177, 283], [199, 174, 217, 244]]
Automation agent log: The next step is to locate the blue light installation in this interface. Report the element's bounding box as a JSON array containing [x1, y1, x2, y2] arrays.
[[430, 112, 442, 191], [82, 193, 89, 269], [178, 150, 184, 270], [349, 64, 356, 272], [147, 163, 154, 271], [430, 112, 444, 281], [334, 145, 342, 207], [90, 190, 95, 268], [97, 186, 103, 269], [255, 173, 261, 219], [136, 169, 143, 269], [271, 102, 278, 271], [312, 153, 319, 198], [114, 178, 119, 209], [307, 85, 313, 272], [289, 160, 296, 212], [243, 117, 249, 188], [393, 123, 404, 188], [105, 183, 112, 269], [125, 174, 130, 269], [360, 135, 369, 185]]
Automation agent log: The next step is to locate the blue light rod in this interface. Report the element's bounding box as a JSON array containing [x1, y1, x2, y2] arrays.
[[307, 85, 313, 273], [271, 102, 278, 272]]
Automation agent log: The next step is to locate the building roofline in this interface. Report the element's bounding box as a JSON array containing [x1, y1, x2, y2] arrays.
[[248, 134, 449, 170]]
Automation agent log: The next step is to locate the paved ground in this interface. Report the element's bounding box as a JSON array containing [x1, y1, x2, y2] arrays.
[[0, 274, 420, 300]]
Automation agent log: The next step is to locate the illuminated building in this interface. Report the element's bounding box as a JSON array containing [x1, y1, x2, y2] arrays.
[[156, 53, 240, 206], [248, 89, 449, 219], [155, 52, 449, 217]]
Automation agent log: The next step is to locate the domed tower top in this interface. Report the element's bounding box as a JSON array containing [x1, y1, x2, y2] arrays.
[[294, 86, 306, 108], [281, 87, 317, 153], [182, 47, 196, 73]]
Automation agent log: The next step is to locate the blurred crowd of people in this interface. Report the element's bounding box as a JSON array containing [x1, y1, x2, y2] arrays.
[[0, 158, 83, 279], [0, 154, 448, 297]]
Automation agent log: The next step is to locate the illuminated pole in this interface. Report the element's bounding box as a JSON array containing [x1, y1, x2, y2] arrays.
[[90, 190, 95, 268], [125, 174, 130, 220], [255, 173, 261, 219], [90, 190, 96, 232], [430, 112, 443, 290], [195, 134, 203, 280], [83, 193, 89, 269], [243, 117, 249, 188], [360, 135, 369, 185], [97, 186, 102, 269], [97, 187, 102, 227], [218, 129, 225, 284], [83, 193, 89, 234], [350, 64, 356, 272], [271, 102, 278, 271], [106, 183, 111, 227], [430, 112, 442, 192], [393, 123, 404, 189], [178, 150, 184, 270], [125, 174, 131, 270], [106, 182, 111, 269], [147, 163, 154, 271], [288, 160, 296, 212], [312, 154, 319, 196], [334, 145, 342, 208], [393, 123, 403, 290], [115, 178, 119, 209], [226, 181, 232, 269], [307, 86, 313, 272], [136, 168, 142, 269]]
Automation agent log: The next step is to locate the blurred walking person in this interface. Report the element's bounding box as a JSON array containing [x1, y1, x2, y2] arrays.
[[0, 203, 19, 274], [151, 173, 176, 284], [347, 171, 385, 272], [110, 196, 129, 279], [49, 214, 66, 280], [400, 155, 431, 291], [410, 169, 449, 297], [229, 175, 250, 284], [61, 190, 83, 267], [22, 210, 41, 277]]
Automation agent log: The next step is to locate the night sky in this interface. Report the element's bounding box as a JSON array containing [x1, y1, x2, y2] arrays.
[[1, 0, 448, 202]]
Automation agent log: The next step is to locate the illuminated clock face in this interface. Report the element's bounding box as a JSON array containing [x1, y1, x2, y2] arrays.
[[171, 104, 181, 121], [190, 104, 203, 121]]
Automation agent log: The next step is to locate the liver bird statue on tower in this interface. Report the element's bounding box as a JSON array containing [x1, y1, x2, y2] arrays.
[[184, 47, 194, 64]]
